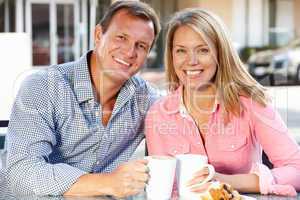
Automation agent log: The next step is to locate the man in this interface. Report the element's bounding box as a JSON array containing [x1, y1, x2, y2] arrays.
[[6, 1, 161, 198]]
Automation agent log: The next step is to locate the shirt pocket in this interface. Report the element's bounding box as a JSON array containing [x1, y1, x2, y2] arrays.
[[165, 140, 190, 156], [214, 136, 251, 172], [216, 136, 248, 152]]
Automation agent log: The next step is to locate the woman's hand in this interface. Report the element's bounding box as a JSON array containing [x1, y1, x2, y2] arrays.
[[186, 167, 214, 193], [186, 169, 260, 194]]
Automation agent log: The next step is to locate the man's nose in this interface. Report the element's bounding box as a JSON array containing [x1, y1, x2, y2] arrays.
[[124, 43, 137, 58]]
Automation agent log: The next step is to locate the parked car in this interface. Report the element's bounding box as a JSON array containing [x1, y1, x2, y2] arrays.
[[248, 39, 300, 85]]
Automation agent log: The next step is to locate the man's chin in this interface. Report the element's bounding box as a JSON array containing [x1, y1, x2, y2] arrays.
[[105, 71, 134, 83]]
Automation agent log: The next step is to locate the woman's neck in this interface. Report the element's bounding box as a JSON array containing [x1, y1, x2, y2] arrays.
[[183, 84, 217, 114]]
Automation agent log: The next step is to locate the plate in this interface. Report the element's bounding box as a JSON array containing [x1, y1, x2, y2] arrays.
[[241, 195, 257, 200]]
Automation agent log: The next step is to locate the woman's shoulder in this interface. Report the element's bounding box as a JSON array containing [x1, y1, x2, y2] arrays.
[[239, 95, 276, 117], [240, 95, 270, 109], [148, 90, 180, 114]]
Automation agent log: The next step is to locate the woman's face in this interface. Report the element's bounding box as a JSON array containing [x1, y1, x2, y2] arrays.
[[172, 25, 218, 91]]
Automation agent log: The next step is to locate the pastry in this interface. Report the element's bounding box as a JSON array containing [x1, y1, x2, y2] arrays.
[[200, 181, 241, 200]]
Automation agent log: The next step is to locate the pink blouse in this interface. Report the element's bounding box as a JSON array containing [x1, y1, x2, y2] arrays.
[[145, 86, 300, 196]]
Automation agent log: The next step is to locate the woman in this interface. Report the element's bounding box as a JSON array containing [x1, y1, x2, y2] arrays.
[[145, 8, 300, 196]]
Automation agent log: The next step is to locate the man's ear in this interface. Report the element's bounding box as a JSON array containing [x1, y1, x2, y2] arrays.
[[94, 24, 103, 44]]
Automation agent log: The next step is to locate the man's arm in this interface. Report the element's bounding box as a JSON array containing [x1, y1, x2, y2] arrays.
[[7, 72, 149, 197], [6, 72, 87, 195], [64, 159, 149, 198]]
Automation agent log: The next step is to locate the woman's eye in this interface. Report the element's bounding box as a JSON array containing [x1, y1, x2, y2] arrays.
[[198, 48, 209, 54]]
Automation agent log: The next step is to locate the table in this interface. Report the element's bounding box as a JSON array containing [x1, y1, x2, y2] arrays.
[[246, 194, 299, 200], [1, 167, 299, 200], [1, 191, 299, 200]]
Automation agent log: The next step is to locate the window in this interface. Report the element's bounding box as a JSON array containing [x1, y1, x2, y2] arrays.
[[0, 0, 15, 32], [0, 1, 4, 32], [56, 3, 75, 64], [142, 0, 177, 69], [31, 4, 50, 65]]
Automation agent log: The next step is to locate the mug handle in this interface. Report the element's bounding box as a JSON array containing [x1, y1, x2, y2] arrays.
[[192, 164, 215, 187]]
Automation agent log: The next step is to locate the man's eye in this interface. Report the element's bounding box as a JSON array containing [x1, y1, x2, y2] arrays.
[[117, 35, 126, 41], [138, 44, 146, 50]]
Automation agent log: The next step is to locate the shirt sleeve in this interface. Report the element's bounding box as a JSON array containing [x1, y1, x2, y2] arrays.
[[250, 100, 300, 193], [6, 72, 87, 196], [145, 102, 168, 156]]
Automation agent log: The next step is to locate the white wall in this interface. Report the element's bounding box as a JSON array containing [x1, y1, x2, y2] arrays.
[[0, 33, 32, 121], [232, 0, 269, 48], [232, 0, 247, 47], [262, 0, 269, 46], [275, 0, 294, 45], [248, 0, 264, 46]]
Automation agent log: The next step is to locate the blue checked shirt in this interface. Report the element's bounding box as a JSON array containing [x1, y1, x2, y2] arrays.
[[6, 51, 159, 196]]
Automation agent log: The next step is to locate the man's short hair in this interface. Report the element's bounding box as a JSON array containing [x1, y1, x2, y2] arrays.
[[99, 0, 161, 45]]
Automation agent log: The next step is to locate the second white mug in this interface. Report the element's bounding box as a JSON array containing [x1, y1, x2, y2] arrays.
[[175, 154, 215, 200]]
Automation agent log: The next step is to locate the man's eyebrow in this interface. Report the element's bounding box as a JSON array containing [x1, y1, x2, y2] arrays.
[[117, 32, 151, 48], [118, 32, 128, 37], [138, 41, 148, 46]]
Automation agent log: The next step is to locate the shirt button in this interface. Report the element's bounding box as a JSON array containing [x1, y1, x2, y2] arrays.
[[231, 145, 235, 149], [92, 126, 99, 132], [173, 150, 177, 154], [95, 111, 100, 117], [197, 142, 201, 145], [96, 161, 100, 165]]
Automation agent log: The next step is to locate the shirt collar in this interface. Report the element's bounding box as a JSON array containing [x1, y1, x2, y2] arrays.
[[113, 77, 136, 111], [74, 50, 94, 104], [73, 50, 138, 105], [165, 85, 220, 116]]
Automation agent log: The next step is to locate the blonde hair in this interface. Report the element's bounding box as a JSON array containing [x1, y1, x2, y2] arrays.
[[165, 8, 269, 116]]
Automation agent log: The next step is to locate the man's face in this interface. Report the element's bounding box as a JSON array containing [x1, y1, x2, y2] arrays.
[[94, 9, 155, 82]]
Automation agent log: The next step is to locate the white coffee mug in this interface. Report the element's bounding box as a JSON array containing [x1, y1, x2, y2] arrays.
[[175, 154, 215, 200], [146, 156, 177, 200]]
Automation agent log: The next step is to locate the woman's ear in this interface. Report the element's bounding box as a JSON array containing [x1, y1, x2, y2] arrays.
[[94, 24, 103, 44]]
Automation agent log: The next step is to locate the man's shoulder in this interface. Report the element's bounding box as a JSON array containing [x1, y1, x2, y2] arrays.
[[53, 50, 90, 78], [130, 75, 162, 99], [130, 75, 148, 88], [130, 75, 158, 92], [18, 64, 73, 101], [14, 69, 54, 108], [21, 68, 51, 88], [23, 65, 68, 86], [54, 60, 77, 74]]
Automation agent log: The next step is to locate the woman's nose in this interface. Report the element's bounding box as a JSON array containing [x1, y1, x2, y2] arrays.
[[187, 51, 198, 66]]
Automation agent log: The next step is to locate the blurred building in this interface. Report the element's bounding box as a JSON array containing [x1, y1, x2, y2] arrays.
[[0, 0, 299, 68]]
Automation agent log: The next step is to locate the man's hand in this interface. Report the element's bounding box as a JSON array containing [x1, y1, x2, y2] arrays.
[[109, 159, 150, 198]]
